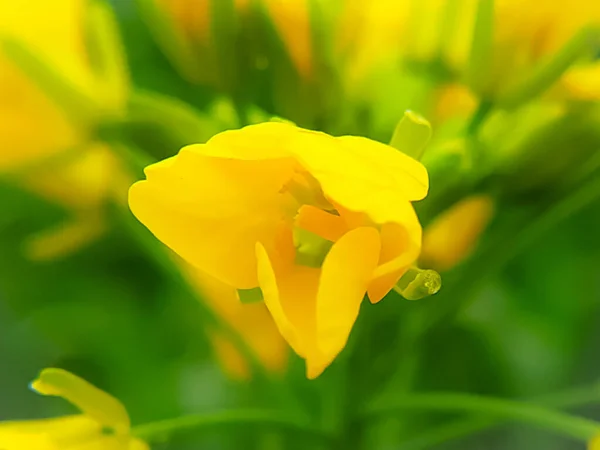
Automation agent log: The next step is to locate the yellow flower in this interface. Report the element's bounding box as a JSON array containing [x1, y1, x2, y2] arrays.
[[0, 368, 147, 450], [129, 122, 428, 378], [421, 195, 495, 272], [590, 434, 600, 450], [182, 264, 288, 379], [0, 0, 130, 258]]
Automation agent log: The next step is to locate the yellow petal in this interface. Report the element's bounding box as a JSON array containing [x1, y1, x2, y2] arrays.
[[367, 223, 413, 303], [315, 227, 380, 372], [180, 122, 428, 231], [256, 243, 319, 359], [198, 122, 296, 160], [0, 415, 98, 450], [128, 438, 151, 450], [0, 430, 56, 450], [288, 133, 427, 227], [369, 207, 423, 303], [197, 122, 430, 205], [64, 435, 131, 450], [31, 369, 130, 434], [334, 136, 429, 201], [129, 150, 293, 288]]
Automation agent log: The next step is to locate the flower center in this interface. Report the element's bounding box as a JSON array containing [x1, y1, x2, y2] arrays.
[[280, 170, 332, 211], [293, 227, 334, 268]]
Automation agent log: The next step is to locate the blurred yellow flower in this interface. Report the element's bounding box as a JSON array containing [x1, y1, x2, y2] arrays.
[[0, 0, 130, 258], [486, 0, 600, 97], [262, 0, 313, 79], [158, 0, 312, 80], [421, 195, 495, 272], [0, 0, 88, 168], [345, 0, 598, 99], [153, 0, 249, 87], [560, 62, 600, 101], [590, 434, 600, 450], [434, 83, 478, 123], [0, 368, 147, 450], [183, 265, 288, 379], [129, 122, 428, 378]]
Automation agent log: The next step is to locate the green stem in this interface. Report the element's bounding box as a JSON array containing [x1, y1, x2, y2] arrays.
[[362, 392, 600, 441], [466, 99, 493, 136], [395, 383, 600, 450], [132, 409, 331, 443]]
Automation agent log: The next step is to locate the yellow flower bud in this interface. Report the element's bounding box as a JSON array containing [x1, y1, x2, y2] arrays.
[[0, 368, 148, 450], [433, 83, 478, 124], [560, 63, 600, 101], [129, 122, 429, 378], [261, 0, 313, 79], [421, 195, 495, 272]]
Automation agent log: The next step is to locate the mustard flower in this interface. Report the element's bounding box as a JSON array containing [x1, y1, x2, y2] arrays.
[[0, 368, 147, 450], [421, 195, 495, 272], [129, 122, 428, 378], [183, 265, 289, 379], [590, 434, 600, 450]]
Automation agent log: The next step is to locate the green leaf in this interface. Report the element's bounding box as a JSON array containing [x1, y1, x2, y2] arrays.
[[389, 111, 432, 160]]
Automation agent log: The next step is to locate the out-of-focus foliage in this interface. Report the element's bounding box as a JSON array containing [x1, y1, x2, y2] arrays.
[[1, 0, 600, 449]]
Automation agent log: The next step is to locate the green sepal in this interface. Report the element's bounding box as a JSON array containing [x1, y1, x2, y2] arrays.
[[238, 287, 264, 304]]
